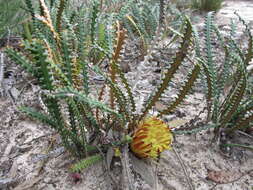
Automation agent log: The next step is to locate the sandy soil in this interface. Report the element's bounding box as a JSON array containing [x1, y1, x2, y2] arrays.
[[0, 1, 253, 190]]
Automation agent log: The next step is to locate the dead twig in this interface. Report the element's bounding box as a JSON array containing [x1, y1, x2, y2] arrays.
[[237, 130, 253, 140], [0, 52, 5, 95], [36, 136, 56, 175], [173, 146, 194, 190]]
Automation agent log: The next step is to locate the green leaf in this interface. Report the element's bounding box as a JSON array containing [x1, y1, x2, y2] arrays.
[[140, 17, 193, 121], [159, 64, 201, 116], [70, 154, 103, 172], [53, 87, 122, 119]]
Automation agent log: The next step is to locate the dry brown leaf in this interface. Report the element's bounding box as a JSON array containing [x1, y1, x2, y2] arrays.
[[7, 160, 18, 179], [155, 101, 167, 112], [13, 176, 42, 190], [130, 153, 156, 189], [121, 146, 135, 190], [206, 169, 242, 184], [167, 119, 188, 128], [106, 147, 114, 170]]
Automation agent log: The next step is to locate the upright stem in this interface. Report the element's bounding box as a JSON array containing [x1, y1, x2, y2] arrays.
[[159, 0, 165, 27]]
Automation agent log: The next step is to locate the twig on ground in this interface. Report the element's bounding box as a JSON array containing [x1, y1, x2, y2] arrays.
[[0, 52, 4, 95], [173, 146, 194, 190], [36, 136, 57, 175], [237, 130, 253, 140], [23, 133, 55, 145]]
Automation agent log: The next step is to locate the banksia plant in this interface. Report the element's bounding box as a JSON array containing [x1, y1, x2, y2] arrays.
[[5, 6, 199, 157], [131, 117, 173, 158], [5, 0, 204, 187], [0, 0, 27, 38], [193, 12, 253, 144]]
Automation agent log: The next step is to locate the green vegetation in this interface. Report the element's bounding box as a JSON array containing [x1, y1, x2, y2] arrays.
[[5, 0, 200, 169], [0, 0, 27, 38], [2, 0, 252, 180], [191, 0, 223, 11], [194, 12, 253, 140]]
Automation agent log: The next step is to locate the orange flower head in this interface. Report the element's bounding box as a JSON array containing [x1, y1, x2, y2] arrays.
[[130, 117, 173, 158]]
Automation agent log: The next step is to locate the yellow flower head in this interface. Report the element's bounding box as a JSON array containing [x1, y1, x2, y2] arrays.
[[130, 117, 173, 158]]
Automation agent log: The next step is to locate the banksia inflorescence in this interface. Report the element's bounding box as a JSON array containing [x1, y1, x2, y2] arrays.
[[130, 117, 173, 158]]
